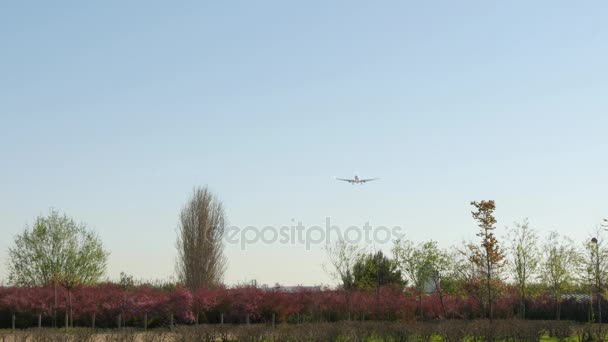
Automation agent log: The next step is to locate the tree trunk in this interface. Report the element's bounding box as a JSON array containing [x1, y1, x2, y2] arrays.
[[64, 310, 69, 331], [11, 313, 15, 330], [53, 282, 57, 328], [344, 289, 352, 321], [519, 294, 526, 319], [170, 313, 174, 329], [419, 292, 423, 320], [92, 313, 96, 329], [68, 289, 73, 328], [598, 294, 604, 340], [38, 313, 42, 329], [487, 268, 493, 321], [220, 313, 224, 325], [436, 286, 447, 318], [272, 313, 275, 328], [144, 312, 147, 331]]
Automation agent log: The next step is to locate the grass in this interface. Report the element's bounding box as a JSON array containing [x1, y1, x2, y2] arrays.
[[0, 320, 599, 342]]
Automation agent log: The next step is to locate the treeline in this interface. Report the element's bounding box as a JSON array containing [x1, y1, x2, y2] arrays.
[[3, 197, 607, 330], [327, 202, 608, 322]]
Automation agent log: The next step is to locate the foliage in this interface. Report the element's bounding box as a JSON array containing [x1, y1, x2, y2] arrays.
[[506, 218, 539, 319], [469, 199, 505, 320], [540, 231, 579, 320], [352, 250, 404, 290], [393, 239, 452, 318], [7, 209, 108, 287]]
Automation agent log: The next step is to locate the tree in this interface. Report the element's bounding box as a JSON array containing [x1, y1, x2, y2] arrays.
[[420, 241, 453, 318], [506, 218, 539, 319], [469, 200, 505, 321], [540, 231, 578, 320], [352, 250, 403, 290], [453, 241, 486, 318], [393, 239, 449, 319], [352, 250, 403, 319], [324, 239, 363, 319], [324, 240, 363, 290], [176, 186, 227, 290], [578, 227, 608, 324], [7, 210, 108, 327]]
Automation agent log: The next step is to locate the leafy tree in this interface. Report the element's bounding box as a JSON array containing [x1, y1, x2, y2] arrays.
[[506, 218, 539, 319], [469, 200, 505, 321], [7, 210, 108, 326], [176, 186, 227, 290], [8, 210, 108, 286], [393, 239, 451, 318], [420, 241, 453, 318], [540, 231, 578, 320], [352, 250, 404, 290], [352, 250, 404, 319]]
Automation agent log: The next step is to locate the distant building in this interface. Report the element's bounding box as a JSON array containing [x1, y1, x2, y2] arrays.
[[259, 284, 323, 292], [423, 272, 439, 294]]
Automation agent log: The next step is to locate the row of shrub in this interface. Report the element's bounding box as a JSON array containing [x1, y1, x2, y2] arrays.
[[2, 320, 606, 342], [0, 284, 605, 329]]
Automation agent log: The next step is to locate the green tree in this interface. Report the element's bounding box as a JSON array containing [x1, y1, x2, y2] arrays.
[[393, 239, 451, 319], [469, 200, 505, 321], [7, 210, 108, 326], [352, 250, 404, 318], [352, 250, 404, 290], [421, 241, 453, 318], [540, 231, 578, 320], [506, 218, 539, 319]]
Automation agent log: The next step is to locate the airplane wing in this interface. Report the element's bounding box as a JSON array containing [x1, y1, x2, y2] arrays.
[[359, 178, 379, 183], [336, 178, 355, 183]]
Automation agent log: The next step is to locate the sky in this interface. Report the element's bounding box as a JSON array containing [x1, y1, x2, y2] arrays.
[[1, 1, 607, 286]]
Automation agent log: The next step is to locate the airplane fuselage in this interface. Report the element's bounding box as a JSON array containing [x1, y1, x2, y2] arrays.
[[336, 174, 377, 184]]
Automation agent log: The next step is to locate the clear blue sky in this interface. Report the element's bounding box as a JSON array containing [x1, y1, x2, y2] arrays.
[[1, 1, 607, 286]]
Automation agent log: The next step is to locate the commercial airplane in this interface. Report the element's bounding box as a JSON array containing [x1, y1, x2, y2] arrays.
[[336, 175, 379, 184]]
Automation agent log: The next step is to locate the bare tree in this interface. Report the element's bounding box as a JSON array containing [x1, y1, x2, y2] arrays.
[[324, 239, 363, 320], [578, 227, 608, 325], [454, 241, 487, 318], [176, 186, 227, 290]]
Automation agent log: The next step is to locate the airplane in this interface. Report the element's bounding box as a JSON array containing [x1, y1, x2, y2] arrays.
[[336, 175, 379, 184]]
